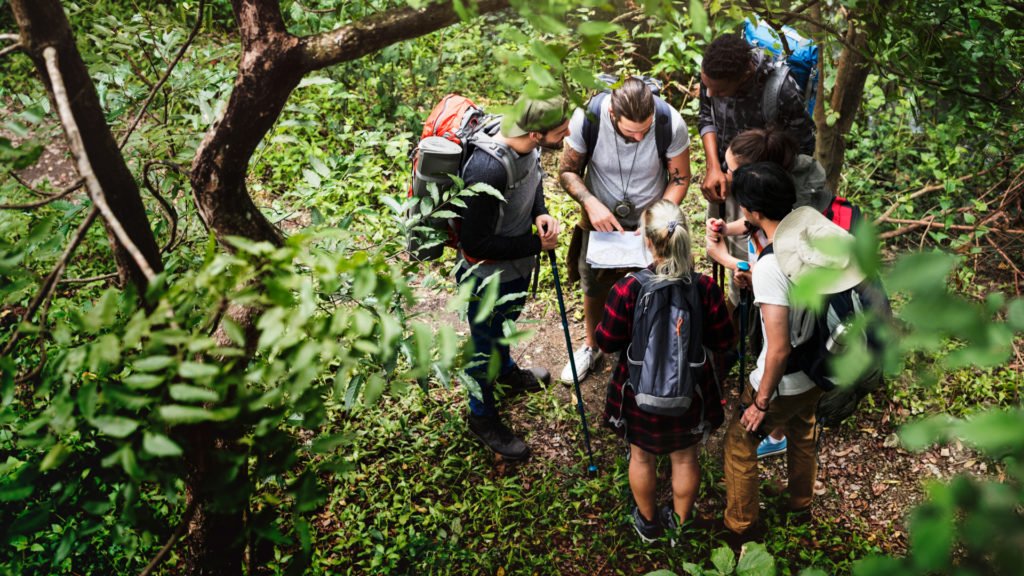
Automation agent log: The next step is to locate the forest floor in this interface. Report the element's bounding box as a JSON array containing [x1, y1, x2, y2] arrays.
[[410, 254, 996, 570]]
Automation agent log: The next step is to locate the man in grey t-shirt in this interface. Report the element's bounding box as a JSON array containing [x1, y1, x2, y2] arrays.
[[558, 77, 692, 382]]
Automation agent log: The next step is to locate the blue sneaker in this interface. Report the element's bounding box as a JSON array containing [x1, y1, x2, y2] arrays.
[[757, 435, 787, 459]]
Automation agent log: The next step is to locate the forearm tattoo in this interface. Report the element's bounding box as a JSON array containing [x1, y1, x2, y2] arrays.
[[559, 147, 594, 204]]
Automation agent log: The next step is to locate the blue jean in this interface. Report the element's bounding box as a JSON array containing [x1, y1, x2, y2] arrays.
[[460, 271, 529, 417]]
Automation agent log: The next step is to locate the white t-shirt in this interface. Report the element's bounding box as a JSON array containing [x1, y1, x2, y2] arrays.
[[750, 252, 816, 396], [566, 97, 689, 229]]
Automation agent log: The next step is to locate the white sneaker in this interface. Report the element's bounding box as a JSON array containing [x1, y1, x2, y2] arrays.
[[560, 345, 596, 383]]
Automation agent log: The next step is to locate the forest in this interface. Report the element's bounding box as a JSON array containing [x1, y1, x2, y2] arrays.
[[0, 0, 1022, 574]]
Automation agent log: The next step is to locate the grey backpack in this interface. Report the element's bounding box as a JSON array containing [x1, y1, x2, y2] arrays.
[[626, 270, 707, 416]]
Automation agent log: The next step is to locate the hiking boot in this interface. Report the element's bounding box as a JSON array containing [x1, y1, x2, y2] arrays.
[[466, 414, 530, 461], [496, 367, 550, 398], [757, 435, 788, 459], [560, 345, 599, 383], [632, 506, 662, 543]]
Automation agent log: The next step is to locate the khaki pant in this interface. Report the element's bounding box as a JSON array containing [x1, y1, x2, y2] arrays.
[[723, 384, 823, 534]]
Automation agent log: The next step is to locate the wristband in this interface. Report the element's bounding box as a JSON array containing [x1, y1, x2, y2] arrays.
[[753, 398, 769, 412]]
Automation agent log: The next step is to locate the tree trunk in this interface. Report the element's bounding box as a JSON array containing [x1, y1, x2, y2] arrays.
[[184, 2, 511, 573], [815, 19, 872, 194], [10, 0, 163, 293]]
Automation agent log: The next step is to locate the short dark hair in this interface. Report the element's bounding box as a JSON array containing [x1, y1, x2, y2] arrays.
[[732, 161, 796, 221], [610, 77, 654, 122], [729, 127, 798, 171], [702, 34, 753, 81]]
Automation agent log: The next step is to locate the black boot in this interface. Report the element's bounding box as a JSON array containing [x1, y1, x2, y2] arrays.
[[496, 367, 551, 399], [467, 414, 530, 461]]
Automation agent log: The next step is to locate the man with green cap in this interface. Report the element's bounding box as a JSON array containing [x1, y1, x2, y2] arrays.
[[458, 94, 570, 461]]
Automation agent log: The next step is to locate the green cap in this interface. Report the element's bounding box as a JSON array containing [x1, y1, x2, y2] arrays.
[[501, 95, 569, 138]]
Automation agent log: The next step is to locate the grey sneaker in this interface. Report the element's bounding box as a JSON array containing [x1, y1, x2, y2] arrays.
[[467, 414, 530, 461], [632, 506, 662, 543], [560, 345, 597, 383]]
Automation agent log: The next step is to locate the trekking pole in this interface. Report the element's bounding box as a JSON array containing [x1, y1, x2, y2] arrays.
[[715, 202, 727, 292], [737, 261, 751, 395], [547, 249, 598, 474]]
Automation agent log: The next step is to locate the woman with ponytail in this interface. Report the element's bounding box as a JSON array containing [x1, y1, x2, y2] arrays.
[[595, 200, 736, 543]]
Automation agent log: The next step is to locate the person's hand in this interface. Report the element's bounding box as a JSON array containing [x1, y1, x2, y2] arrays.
[[535, 215, 560, 250], [583, 197, 624, 233], [706, 236, 729, 263], [741, 400, 767, 434], [706, 218, 726, 242], [734, 269, 752, 290], [701, 165, 728, 203]]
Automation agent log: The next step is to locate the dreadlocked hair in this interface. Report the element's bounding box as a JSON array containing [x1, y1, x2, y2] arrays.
[[610, 77, 655, 123], [642, 200, 693, 283], [702, 34, 754, 81]]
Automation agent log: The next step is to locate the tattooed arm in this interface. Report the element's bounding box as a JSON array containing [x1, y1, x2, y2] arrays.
[[663, 147, 692, 204], [559, 145, 623, 232]]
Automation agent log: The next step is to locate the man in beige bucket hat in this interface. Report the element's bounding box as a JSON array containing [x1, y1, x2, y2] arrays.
[[720, 162, 864, 546]]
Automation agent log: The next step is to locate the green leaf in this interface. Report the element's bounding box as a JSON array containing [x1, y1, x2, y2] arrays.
[[40, 443, 71, 472], [736, 541, 775, 576], [577, 21, 620, 38], [160, 405, 217, 424], [909, 501, 953, 572], [1007, 298, 1024, 331], [133, 355, 177, 372], [179, 361, 219, 379], [689, 0, 709, 33], [363, 373, 385, 405], [124, 373, 165, 390], [886, 251, 956, 294], [644, 571, 680, 576], [169, 384, 220, 403], [711, 545, 736, 574], [899, 415, 955, 451], [853, 556, 906, 576], [90, 416, 139, 438], [143, 432, 183, 457], [952, 409, 1024, 455], [472, 274, 501, 324]]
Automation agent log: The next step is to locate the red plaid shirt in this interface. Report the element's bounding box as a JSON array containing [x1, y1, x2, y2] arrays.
[[596, 271, 736, 452]]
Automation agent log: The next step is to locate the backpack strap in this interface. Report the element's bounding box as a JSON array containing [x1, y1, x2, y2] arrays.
[[653, 97, 673, 169], [581, 92, 607, 170], [762, 64, 790, 125], [582, 92, 674, 171]]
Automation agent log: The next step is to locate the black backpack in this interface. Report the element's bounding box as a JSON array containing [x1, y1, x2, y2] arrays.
[[580, 74, 674, 170], [759, 244, 892, 426], [625, 270, 708, 417]]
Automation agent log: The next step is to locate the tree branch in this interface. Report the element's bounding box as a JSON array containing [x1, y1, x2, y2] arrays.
[[44, 46, 157, 281], [119, 0, 206, 150], [0, 42, 22, 58], [143, 160, 185, 253], [300, 0, 510, 71], [0, 178, 83, 209], [138, 497, 199, 576], [1, 207, 98, 357]]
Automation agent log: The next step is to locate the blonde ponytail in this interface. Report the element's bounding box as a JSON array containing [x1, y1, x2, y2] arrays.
[[641, 200, 693, 283]]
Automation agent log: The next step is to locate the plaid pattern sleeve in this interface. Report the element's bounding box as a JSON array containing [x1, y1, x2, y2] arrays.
[[594, 274, 640, 354]]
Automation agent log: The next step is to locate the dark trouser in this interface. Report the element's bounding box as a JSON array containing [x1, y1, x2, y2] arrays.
[[724, 384, 822, 534], [460, 272, 529, 417]]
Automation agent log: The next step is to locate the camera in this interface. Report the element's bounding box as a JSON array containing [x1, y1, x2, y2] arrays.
[[613, 199, 634, 218]]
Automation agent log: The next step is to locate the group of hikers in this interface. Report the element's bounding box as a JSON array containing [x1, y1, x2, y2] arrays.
[[433, 33, 873, 546]]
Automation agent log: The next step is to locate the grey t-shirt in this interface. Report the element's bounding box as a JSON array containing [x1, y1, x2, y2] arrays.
[[566, 97, 689, 229]]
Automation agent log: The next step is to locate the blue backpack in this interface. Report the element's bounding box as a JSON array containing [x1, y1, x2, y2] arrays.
[[744, 18, 819, 120]]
